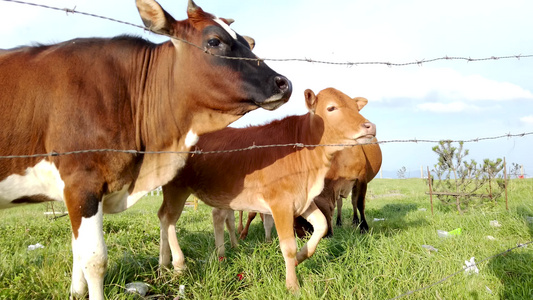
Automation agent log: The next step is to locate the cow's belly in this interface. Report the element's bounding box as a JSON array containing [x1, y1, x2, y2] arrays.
[[0, 159, 65, 209]]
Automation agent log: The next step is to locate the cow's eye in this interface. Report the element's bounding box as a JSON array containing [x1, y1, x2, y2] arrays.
[[207, 38, 221, 47], [327, 106, 337, 112]]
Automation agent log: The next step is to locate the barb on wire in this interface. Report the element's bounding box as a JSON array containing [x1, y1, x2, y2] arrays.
[[2, 0, 533, 67], [0, 132, 531, 159], [390, 240, 533, 300]]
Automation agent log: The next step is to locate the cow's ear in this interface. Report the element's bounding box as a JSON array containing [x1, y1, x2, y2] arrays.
[[136, 0, 176, 36], [354, 97, 368, 111], [242, 36, 255, 50], [304, 89, 317, 113]]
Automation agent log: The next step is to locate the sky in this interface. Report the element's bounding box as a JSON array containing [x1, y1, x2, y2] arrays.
[[0, 0, 531, 178]]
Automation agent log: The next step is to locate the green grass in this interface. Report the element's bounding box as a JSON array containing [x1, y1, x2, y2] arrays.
[[0, 179, 532, 299]]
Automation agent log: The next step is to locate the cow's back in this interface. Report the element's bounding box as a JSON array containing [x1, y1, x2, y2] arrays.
[[0, 37, 146, 180]]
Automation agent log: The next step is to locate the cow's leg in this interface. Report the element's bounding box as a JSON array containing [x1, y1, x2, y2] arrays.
[[237, 211, 244, 234], [65, 185, 106, 300], [351, 181, 362, 226], [353, 181, 369, 233], [212, 208, 229, 257], [336, 194, 343, 226], [225, 210, 239, 249], [239, 211, 257, 240], [159, 184, 188, 272], [270, 204, 298, 291], [263, 214, 274, 242], [295, 202, 327, 264]]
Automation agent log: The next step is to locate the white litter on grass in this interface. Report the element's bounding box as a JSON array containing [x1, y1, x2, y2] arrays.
[[418, 208, 427, 211], [27, 243, 44, 250], [490, 220, 502, 227], [125, 282, 150, 296], [421, 245, 438, 252], [373, 218, 385, 221], [485, 286, 493, 294], [526, 216, 533, 223], [437, 230, 449, 238], [486, 235, 496, 241], [464, 257, 479, 275]]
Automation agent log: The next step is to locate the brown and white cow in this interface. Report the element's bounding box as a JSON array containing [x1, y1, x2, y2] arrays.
[[158, 88, 376, 291], [294, 139, 382, 237], [0, 1, 291, 299]]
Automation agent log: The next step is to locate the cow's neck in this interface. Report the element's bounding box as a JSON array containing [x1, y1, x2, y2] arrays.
[[124, 42, 196, 207]]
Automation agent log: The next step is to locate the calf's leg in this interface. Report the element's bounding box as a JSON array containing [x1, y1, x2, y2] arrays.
[[239, 211, 257, 240], [295, 201, 327, 264], [352, 181, 369, 232], [271, 204, 299, 291], [263, 214, 274, 242], [225, 210, 239, 249], [336, 195, 343, 226], [159, 184, 189, 272]]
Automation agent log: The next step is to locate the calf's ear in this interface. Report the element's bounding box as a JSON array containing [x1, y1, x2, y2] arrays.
[[136, 0, 176, 36], [354, 97, 368, 111], [304, 89, 317, 114]]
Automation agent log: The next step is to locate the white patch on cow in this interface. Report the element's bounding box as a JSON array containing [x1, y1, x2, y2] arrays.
[[213, 18, 237, 40], [102, 184, 131, 214], [0, 159, 64, 209], [184, 130, 199, 148], [71, 201, 106, 297]]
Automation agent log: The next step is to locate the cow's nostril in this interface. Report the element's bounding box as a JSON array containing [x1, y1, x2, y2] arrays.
[[362, 122, 376, 135], [275, 76, 290, 92]]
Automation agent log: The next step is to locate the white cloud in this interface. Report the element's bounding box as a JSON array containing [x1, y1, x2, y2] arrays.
[[417, 101, 480, 113], [520, 115, 533, 125]]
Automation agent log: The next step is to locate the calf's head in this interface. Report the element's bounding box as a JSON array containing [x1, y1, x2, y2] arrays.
[[305, 88, 376, 146], [136, 0, 292, 133]]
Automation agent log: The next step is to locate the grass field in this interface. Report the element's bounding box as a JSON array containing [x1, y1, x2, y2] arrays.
[[0, 178, 532, 299]]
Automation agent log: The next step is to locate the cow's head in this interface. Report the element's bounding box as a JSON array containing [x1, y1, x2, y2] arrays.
[[305, 88, 376, 146], [136, 0, 292, 134]]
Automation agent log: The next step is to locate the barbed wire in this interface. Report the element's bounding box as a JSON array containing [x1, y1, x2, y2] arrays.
[[2, 0, 533, 67], [0, 132, 531, 159], [390, 240, 533, 299]]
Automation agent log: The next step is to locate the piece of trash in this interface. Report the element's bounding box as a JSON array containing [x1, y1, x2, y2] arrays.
[[418, 208, 427, 211], [485, 286, 493, 294], [27, 243, 44, 250], [437, 228, 461, 238], [437, 230, 449, 238], [448, 228, 462, 236], [237, 272, 245, 281], [486, 235, 496, 241], [421, 245, 438, 252], [490, 220, 501, 227], [125, 282, 150, 296], [526, 216, 533, 224], [373, 218, 385, 221], [464, 257, 479, 275]]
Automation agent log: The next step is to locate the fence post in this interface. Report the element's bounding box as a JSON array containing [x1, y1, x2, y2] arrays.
[[427, 166, 434, 216]]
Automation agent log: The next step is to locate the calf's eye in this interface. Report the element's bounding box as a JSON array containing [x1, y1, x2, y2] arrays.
[[327, 106, 337, 112]]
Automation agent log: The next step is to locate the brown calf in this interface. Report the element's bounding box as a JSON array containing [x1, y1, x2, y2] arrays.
[[0, 1, 291, 299], [159, 88, 376, 291], [294, 139, 382, 237]]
